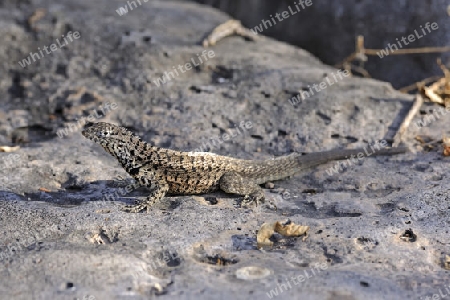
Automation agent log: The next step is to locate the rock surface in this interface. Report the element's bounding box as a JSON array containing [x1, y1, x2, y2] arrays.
[[0, 0, 449, 299]]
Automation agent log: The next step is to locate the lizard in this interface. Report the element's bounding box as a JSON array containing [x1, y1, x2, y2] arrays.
[[82, 122, 408, 213]]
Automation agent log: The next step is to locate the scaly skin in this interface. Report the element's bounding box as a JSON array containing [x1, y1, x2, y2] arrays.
[[82, 122, 407, 213]]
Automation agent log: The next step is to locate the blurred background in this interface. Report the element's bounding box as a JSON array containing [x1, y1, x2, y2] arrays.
[[193, 0, 450, 89]]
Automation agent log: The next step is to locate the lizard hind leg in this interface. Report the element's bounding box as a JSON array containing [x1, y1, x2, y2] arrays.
[[219, 172, 266, 208]]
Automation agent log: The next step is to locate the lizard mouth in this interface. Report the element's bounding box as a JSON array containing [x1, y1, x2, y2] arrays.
[[81, 122, 96, 139]]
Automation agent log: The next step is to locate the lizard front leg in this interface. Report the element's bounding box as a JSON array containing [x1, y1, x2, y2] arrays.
[[219, 172, 266, 207], [121, 167, 169, 213]]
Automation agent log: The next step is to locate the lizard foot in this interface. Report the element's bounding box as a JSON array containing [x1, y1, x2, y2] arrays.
[[120, 199, 154, 213], [241, 193, 277, 210], [241, 191, 265, 208], [121, 204, 147, 213]]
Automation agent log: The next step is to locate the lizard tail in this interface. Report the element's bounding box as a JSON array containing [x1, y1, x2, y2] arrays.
[[239, 145, 408, 184]]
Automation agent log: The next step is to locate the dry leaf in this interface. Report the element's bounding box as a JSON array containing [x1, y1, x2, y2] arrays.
[[443, 135, 450, 156], [0, 146, 20, 152], [274, 221, 310, 237], [444, 255, 450, 270], [257, 220, 309, 248]]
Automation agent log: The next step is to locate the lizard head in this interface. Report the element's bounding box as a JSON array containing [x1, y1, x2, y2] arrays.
[[82, 122, 138, 156], [82, 122, 149, 169]]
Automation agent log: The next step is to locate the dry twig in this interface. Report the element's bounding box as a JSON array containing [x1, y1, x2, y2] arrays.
[[393, 94, 424, 147], [203, 19, 258, 47], [399, 76, 441, 93], [336, 35, 450, 78]]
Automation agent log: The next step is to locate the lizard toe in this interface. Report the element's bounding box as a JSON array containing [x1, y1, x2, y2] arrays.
[[121, 203, 146, 213], [241, 192, 265, 208]]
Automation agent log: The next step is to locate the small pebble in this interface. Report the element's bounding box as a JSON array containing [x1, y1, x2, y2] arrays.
[[265, 182, 275, 189], [236, 266, 271, 280]]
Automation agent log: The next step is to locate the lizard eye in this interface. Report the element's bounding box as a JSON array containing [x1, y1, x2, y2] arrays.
[[96, 131, 110, 138]]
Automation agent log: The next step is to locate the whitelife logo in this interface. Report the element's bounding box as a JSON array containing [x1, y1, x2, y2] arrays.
[[250, 0, 313, 35], [152, 50, 215, 87], [377, 22, 439, 58], [18, 31, 81, 68]]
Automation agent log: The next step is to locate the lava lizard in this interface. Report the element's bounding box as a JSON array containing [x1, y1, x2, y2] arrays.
[[82, 122, 407, 213]]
